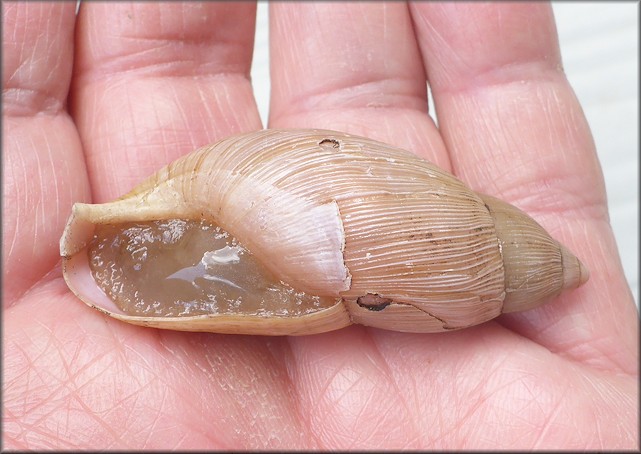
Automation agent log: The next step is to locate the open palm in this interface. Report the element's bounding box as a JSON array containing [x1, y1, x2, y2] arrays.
[[3, 2, 638, 449]]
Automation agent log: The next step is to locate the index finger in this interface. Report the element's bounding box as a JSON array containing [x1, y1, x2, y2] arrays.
[[2, 2, 87, 306], [72, 1, 262, 202]]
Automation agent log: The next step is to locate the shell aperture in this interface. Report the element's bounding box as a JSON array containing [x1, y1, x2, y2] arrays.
[[87, 219, 339, 318]]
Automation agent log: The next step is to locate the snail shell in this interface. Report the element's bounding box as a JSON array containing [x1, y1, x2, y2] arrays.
[[59, 129, 588, 335]]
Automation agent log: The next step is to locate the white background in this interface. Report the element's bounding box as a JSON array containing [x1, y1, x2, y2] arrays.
[[250, 2, 639, 309]]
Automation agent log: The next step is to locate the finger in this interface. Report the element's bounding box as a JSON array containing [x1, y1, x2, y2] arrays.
[[2, 2, 88, 306], [268, 2, 447, 168], [410, 3, 637, 372], [72, 1, 262, 202]]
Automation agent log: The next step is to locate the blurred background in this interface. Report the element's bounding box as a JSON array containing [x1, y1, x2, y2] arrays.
[[250, 2, 639, 309]]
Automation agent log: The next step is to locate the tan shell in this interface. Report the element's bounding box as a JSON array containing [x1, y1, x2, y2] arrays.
[[60, 129, 588, 335]]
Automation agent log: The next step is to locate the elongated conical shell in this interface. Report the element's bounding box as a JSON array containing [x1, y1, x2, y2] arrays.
[[60, 129, 588, 334]]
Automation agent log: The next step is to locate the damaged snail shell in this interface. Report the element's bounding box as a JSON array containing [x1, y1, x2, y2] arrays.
[[60, 129, 588, 336]]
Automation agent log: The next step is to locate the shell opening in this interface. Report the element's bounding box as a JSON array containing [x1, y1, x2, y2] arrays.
[[85, 218, 341, 318]]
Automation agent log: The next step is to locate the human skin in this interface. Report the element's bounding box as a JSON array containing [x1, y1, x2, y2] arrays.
[[2, 1, 638, 449]]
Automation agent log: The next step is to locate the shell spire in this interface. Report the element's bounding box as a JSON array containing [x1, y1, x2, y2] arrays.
[[479, 194, 587, 313]]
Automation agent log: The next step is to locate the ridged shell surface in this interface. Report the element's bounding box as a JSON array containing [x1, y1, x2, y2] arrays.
[[62, 130, 506, 330], [61, 129, 587, 334]]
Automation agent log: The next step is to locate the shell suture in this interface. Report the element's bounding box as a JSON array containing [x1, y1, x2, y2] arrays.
[[59, 129, 588, 335]]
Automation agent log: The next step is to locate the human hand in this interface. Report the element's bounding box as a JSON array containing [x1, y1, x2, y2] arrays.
[[3, 2, 638, 449]]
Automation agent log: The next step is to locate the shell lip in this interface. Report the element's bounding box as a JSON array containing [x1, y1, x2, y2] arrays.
[[62, 246, 128, 316], [60, 203, 96, 257]]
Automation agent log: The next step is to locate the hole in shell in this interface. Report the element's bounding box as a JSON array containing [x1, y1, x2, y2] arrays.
[[87, 219, 339, 317], [356, 293, 393, 311], [319, 138, 340, 151]]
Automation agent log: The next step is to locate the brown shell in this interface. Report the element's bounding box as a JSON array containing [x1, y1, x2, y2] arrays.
[[60, 129, 588, 335]]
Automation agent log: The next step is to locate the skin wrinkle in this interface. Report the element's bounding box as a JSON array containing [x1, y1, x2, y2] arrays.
[[427, 373, 447, 445], [324, 381, 378, 447], [529, 384, 567, 449], [593, 413, 604, 451], [518, 372, 554, 417], [410, 6, 562, 94], [58, 323, 156, 445], [7, 341, 43, 414], [281, 337, 321, 449], [584, 370, 637, 415], [445, 362, 505, 443], [155, 340, 221, 447], [43, 13, 61, 90], [580, 373, 635, 447], [76, 6, 253, 81], [10, 413, 68, 450], [76, 44, 251, 81], [213, 85, 234, 132], [76, 88, 121, 200], [26, 131, 40, 254], [520, 298, 619, 371], [443, 99, 607, 224], [307, 357, 344, 420], [409, 8, 462, 84], [551, 356, 631, 447], [174, 432, 189, 450], [306, 336, 415, 448], [112, 385, 162, 447], [297, 76, 428, 114], [74, 9, 258, 200], [193, 85, 215, 140], [190, 340, 287, 448], [380, 5, 389, 64], [4, 120, 78, 307], [5, 134, 23, 265], [545, 319, 622, 373], [32, 176, 46, 261], [421, 347, 464, 444], [449, 61, 564, 96], [258, 351, 311, 447], [459, 337, 554, 441], [298, 348, 365, 446], [65, 353, 127, 420], [3, 87, 65, 116], [9, 348, 95, 442], [69, 386, 127, 447], [144, 354, 207, 430], [366, 330, 422, 445], [141, 387, 168, 448], [84, 74, 254, 161], [424, 72, 602, 217], [154, 89, 172, 156], [501, 305, 635, 377], [340, 380, 380, 445], [463, 373, 546, 447], [269, 4, 426, 119], [48, 137, 62, 233], [3, 8, 71, 115], [253, 346, 299, 445]]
